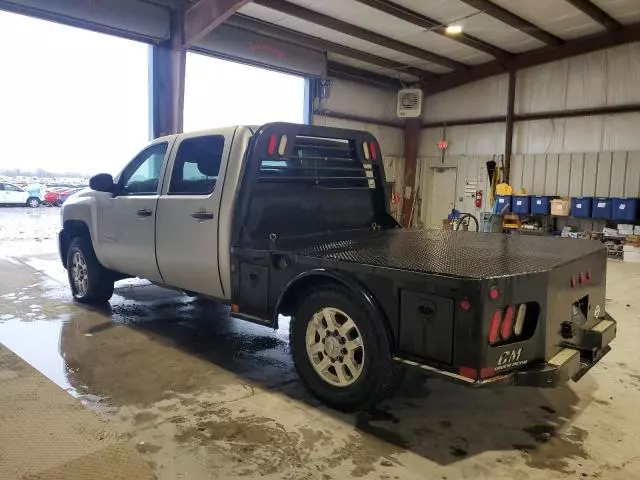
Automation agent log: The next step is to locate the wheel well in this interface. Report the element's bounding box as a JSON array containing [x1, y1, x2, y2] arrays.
[[61, 220, 91, 268], [277, 275, 345, 317]]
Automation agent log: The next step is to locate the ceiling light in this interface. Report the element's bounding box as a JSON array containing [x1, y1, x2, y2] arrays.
[[446, 25, 463, 35]]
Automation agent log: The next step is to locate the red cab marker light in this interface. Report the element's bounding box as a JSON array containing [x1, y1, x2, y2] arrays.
[[489, 286, 500, 301], [460, 299, 471, 311], [488, 310, 501, 344], [501, 306, 514, 340], [459, 367, 477, 380], [267, 134, 278, 156], [579, 272, 586, 284]]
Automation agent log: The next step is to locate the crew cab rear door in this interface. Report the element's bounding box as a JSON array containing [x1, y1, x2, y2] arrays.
[[155, 127, 236, 299]]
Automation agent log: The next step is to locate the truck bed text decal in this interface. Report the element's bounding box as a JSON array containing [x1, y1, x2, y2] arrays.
[[496, 348, 528, 371]]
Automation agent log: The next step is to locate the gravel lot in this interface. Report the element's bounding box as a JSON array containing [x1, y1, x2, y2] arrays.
[[0, 206, 61, 257]]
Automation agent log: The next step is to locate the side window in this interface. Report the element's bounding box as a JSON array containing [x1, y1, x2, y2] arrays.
[[168, 136, 224, 195], [119, 143, 168, 195], [5, 184, 21, 192], [0, 184, 5, 191]]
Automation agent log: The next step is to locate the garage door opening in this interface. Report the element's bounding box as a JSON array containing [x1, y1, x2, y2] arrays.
[[184, 52, 306, 132]]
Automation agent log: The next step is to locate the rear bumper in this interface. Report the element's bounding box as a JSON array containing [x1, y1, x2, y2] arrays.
[[394, 316, 616, 388]]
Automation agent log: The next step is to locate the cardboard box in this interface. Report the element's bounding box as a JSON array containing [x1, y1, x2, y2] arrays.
[[551, 199, 570, 216]]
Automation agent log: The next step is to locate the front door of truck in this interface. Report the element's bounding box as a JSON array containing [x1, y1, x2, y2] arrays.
[[155, 129, 234, 299], [98, 141, 170, 282]]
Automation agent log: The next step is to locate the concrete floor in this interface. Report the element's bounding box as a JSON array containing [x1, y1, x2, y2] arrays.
[[1, 207, 640, 479]]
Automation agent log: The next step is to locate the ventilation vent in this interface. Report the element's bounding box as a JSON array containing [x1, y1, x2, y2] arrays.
[[397, 88, 423, 118]]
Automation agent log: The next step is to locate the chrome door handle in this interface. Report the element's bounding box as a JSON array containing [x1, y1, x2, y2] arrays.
[[191, 211, 214, 220], [136, 208, 152, 217]]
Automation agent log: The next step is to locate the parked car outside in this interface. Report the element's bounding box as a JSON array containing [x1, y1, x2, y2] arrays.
[[44, 187, 82, 206], [0, 182, 41, 207]]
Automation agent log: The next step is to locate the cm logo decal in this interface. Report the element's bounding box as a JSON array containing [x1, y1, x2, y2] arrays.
[[496, 348, 527, 371]]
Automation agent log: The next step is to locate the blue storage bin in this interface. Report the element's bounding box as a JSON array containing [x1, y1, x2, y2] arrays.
[[612, 198, 640, 222], [531, 196, 551, 215], [512, 196, 530, 214], [571, 197, 593, 218], [495, 195, 511, 213], [592, 197, 612, 219]]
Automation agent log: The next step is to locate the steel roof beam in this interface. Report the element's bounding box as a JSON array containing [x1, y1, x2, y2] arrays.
[[351, 0, 511, 62], [254, 0, 468, 71], [458, 0, 563, 46], [183, 0, 252, 47], [563, 0, 622, 31]]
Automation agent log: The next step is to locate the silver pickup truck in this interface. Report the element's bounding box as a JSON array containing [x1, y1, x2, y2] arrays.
[[60, 122, 615, 411]]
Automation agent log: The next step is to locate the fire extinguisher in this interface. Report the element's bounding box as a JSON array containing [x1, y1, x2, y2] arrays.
[[475, 190, 483, 208]]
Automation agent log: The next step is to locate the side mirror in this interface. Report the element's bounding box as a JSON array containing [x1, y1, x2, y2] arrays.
[[89, 173, 115, 193]]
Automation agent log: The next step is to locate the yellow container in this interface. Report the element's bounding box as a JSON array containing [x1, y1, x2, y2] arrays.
[[551, 199, 570, 216]]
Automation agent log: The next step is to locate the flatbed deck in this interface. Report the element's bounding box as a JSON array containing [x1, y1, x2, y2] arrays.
[[275, 229, 605, 279]]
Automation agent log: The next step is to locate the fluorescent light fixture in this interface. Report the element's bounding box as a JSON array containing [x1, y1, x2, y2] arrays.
[[446, 25, 463, 34]]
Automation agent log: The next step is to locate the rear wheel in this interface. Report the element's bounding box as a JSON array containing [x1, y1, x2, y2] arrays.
[[67, 237, 114, 304], [290, 285, 402, 411], [26, 197, 40, 208]]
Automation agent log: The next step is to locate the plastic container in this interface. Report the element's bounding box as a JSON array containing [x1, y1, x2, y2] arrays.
[[495, 195, 512, 213], [531, 196, 551, 215], [551, 199, 570, 216], [592, 197, 612, 219], [612, 198, 640, 222], [571, 197, 593, 218], [512, 196, 530, 214]]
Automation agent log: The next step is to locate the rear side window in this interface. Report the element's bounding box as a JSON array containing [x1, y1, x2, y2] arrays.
[[169, 135, 225, 195]]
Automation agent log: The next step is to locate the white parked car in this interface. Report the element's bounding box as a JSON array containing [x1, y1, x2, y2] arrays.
[[0, 182, 41, 207]]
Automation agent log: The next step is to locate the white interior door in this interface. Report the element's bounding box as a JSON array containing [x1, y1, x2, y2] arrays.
[[430, 167, 457, 228]]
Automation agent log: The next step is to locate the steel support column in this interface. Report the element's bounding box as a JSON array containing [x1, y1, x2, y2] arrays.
[[504, 70, 516, 183], [149, 11, 186, 139], [401, 118, 422, 228]]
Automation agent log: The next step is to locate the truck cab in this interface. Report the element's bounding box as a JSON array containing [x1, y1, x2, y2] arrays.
[[60, 122, 615, 411]]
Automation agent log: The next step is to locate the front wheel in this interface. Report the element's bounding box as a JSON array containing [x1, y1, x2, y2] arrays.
[[26, 197, 40, 208], [67, 237, 114, 304], [290, 285, 402, 411]]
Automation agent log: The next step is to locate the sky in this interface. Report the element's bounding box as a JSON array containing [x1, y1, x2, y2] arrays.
[[0, 11, 305, 176]]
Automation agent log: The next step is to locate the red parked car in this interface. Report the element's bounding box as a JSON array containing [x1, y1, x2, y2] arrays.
[[44, 187, 82, 206]]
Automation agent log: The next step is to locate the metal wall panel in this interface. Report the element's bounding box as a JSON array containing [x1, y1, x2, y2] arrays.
[[625, 152, 640, 197], [582, 153, 599, 196], [544, 154, 559, 195], [610, 152, 628, 196], [510, 155, 524, 192], [533, 154, 547, 195], [569, 154, 584, 196], [557, 154, 572, 196], [521, 154, 535, 192], [595, 152, 612, 196]]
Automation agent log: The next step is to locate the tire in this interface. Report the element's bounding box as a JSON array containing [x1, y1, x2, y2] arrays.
[[56, 199, 64, 207], [66, 236, 114, 304], [26, 197, 40, 208], [290, 285, 402, 411]]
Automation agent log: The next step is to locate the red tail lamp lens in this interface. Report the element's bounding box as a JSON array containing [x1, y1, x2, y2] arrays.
[[460, 299, 471, 311], [501, 306, 515, 340], [579, 272, 586, 284], [369, 142, 378, 161], [480, 367, 495, 379], [488, 310, 501, 344], [489, 286, 500, 301], [267, 134, 278, 156]]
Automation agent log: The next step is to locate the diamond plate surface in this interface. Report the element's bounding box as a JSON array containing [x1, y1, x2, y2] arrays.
[[292, 230, 604, 279]]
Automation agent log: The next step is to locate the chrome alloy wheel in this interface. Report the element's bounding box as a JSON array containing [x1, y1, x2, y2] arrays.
[[71, 251, 89, 296], [305, 307, 365, 387]]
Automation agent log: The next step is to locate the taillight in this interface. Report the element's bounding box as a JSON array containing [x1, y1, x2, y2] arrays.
[[488, 310, 501, 344], [369, 142, 378, 161], [459, 367, 477, 380], [267, 134, 278, 156], [500, 306, 514, 340], [514, 304, 527, 336], [460, 298, 471, 311]]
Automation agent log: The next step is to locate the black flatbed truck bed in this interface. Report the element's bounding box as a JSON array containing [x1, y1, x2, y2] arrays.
[[229, 122, 615, 410]]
